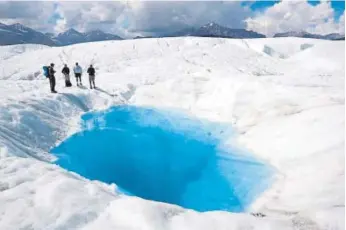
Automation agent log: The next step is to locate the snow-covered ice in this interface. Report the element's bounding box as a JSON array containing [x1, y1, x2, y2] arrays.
[[0, 37, 344, 229]]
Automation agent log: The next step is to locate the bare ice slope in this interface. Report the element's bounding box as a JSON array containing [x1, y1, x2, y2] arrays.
[[0, 37, 344, 229]]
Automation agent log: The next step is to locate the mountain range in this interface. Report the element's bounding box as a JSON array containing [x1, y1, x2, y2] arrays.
[[0, 23, 123, 46], [164, 22, 266, 39], [54, 29, 122, 46], [274, 31, 345, 40], [0, 23, 56, 46], [0, 22, 344, 47]]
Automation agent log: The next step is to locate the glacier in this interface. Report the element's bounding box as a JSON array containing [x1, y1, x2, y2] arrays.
[[0, 37, 344, 230]]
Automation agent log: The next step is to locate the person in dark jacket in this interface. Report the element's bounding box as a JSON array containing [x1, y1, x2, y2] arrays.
[[61, 64, 72, 87], [87, 64, 96, 89], [48, 63, 57, 93]]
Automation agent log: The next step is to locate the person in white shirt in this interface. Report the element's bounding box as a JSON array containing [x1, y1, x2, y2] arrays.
[[73, 62, 83, 86]]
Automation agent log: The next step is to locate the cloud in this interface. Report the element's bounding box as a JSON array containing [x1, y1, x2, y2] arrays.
[[0, 1, 56, 31], [245, 0, 345, 36], [54, 2, 127, 35], [0, 1, 344, 38], [120, 2, 251, 34], [53, 1, 251, 37]]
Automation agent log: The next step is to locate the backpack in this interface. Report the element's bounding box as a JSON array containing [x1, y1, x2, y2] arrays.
[[43, 66, 49, 77]]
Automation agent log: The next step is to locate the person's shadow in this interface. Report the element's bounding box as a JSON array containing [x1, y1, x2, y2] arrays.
[[77, 85, 88, 90], [94, 87, 116, 97]]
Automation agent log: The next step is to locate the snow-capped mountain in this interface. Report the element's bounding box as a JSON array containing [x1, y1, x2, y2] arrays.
[[84, 30, 122, 42], [166, 22, 266, 39], [56, 29, 123, 45], [0, 23, 123, 46], [55, 29, 86, 46], [56, 29, 123, 46], [44, 32, 61, 44], [195, 22, 266, 38], [0, 23, 56, 46], [323, 33, 345, 40], [1, 22, 344, 47], [274, 31, 324, 39], [274, 31, 344, 40]]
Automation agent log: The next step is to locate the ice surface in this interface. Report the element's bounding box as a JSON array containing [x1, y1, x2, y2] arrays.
[[51, 105, 273, 212], [0, 37, 344, 229]]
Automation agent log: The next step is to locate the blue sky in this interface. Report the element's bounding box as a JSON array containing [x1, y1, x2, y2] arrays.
[[0, 1, 345, 37], [246, 0, 344, 17], [330, 1, 346, 18]]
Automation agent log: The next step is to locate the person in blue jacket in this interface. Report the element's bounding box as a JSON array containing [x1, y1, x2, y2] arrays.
[[73, 62, 83, 86]]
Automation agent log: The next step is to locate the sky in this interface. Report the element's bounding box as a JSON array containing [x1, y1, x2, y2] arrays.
[[0, 1, 344, 38]]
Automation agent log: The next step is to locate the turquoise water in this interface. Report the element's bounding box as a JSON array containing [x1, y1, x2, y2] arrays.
[[51, 106, 273, 212]]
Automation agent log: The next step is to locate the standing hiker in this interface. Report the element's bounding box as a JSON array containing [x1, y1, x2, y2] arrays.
[[87, 64, 96, 89], [48, 63, 57, 93], [73, 62, 83, 86], [62, 64, 72, 87]]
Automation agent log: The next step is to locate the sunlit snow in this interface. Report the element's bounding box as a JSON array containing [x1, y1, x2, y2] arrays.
[[0, 37, 344, 230]]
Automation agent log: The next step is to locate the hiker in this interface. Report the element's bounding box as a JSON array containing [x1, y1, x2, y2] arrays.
[[73, 62, 83, 86], [48, 63, 57, 93], [87, 64, 96, 89], [61, 64, 72, 87]]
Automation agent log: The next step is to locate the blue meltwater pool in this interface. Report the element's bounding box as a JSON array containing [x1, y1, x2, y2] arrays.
[[51, 106, 273, 212]]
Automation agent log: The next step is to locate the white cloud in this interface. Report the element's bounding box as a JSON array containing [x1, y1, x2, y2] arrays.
[[0, 1, 56, 32], [53, 1, 251, 37], [245, 0, 345, 36], [0, 1, 344, 38], [54, 2, 127, 35]]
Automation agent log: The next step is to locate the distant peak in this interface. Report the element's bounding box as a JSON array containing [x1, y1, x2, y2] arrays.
[[59, 28, 83, 37], [11, 23, 22, 26], [11, 23, 27, 28], [202, 22, 220, 28], [10, 23, 32, 32], [66, 28, 82, 34], [283, 31, 308, 35]]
